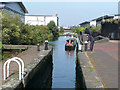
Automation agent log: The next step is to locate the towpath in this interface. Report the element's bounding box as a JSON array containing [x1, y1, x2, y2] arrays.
[[0, 45, 49, 89], [86, 40, 119, 88]]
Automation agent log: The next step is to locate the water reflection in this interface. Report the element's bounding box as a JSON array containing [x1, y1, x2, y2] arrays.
[[65, 50, 74, 56], [51, 36, 76, 88], [25, 36, 85, 88]]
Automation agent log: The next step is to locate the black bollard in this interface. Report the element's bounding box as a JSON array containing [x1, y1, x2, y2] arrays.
[[84, 41, 88, 51], [45, 40, 48, 50], [76, 42, 78, 53], [37, 44, 40, 51]]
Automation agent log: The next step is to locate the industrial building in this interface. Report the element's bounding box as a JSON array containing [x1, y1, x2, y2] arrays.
[[25, 14, 59, 26]]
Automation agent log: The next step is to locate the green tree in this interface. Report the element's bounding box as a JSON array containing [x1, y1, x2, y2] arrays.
[[60, 27, 64, 33], [47, 21, 58, 39], [89, 26, 101, 33], [2, 11, 54, 45], [72, 27, 86, 34], [2, 11, 22, 44], [47, 21, 56, 30]]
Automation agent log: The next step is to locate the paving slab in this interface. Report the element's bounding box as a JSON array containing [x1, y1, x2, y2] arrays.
[[77, 52, 104, 88], [87, 41, 119, 88], [0, 45, 52, 89]]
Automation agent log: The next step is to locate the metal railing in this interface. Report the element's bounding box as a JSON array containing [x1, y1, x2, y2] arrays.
[[3, 57, 24, 80]]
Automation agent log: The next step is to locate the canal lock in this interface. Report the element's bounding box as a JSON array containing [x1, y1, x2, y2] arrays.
[[23, 36, 86, 88]]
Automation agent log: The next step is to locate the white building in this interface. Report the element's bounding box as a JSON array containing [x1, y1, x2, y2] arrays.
[[0, 2, 28, 22], [90, 20, 96, 26], [90, 15, 114, 27], [25, 14, 59, 26], [113, 15, 120, 20]]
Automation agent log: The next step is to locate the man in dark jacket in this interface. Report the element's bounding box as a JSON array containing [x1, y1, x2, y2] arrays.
[[87, 34, 94, 51], [85, 27, 94, 51]]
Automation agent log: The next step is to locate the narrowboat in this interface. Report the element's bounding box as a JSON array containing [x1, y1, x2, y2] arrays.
[[65, 38, 76, 51]]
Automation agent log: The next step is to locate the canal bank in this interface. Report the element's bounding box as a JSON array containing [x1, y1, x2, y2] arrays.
[[2, 45, 53, 89], [2, 36, 87, 89], [2, 36, 106, 89], [77, 34, 119, 88], [86, 41, 119, 88], [77, 52, 104, 88], [23, 36, 86, 88]]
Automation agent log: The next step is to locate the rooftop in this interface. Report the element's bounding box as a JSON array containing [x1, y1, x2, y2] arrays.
[[25, 15, 58, 17], [92, 15, 114, 21], [79, 21, 90, 25], [1, 2, 28, 13]]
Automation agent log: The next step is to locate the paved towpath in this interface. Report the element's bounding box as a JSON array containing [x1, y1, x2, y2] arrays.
[[86, 41, 119, 88], [0, 45, 49, 89]]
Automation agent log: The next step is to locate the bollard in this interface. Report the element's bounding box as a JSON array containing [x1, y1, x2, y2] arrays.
[[37, 44, 40, 51], [84, 41, 88, 51], [76, 42, 78, 53], [45, 40, 48, 50]]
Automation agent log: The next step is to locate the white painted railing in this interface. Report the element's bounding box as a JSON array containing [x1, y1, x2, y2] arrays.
[[3, 57, 24, 80]]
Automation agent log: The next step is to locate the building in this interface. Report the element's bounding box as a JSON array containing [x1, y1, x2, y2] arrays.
[[113, 14, 120, 20], [78, 14, 119, 39], [79, 21, 90, 27], [90, 15, 114, 27], [0, 2, 28, 22], [79, 15, 117, 28], [25, 14, 59, 27], [90, 20, 96, 27]]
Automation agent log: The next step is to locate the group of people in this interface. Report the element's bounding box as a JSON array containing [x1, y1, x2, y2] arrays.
[[66, 40, 74, 45], [79, 27, 94, 52]]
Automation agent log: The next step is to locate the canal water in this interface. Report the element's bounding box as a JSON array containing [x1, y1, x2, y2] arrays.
[[25, 36, 84, 88], [50, 36, 76, 88]]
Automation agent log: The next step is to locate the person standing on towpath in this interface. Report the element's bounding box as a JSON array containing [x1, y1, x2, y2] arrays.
[[85, 28, 95, 52]]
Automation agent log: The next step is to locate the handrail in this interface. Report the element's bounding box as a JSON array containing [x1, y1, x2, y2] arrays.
[[3, 57, 24, 80]]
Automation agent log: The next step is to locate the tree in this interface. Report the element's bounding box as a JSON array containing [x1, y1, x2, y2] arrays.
[[47, 21, 58, 39], [60, 27, 64, 33], [2, 11, 54, 45], [2, 11, 22, 44], [72, 27, 85, 34], [47, 21, 56, 30]]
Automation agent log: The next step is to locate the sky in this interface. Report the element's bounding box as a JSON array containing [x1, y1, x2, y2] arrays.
[[22, 1, 118, 26], [1, 0, 120, 2]]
